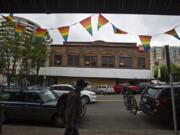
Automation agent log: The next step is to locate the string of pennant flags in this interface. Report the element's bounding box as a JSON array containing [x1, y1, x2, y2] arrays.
[[1, 14, 180, 52]]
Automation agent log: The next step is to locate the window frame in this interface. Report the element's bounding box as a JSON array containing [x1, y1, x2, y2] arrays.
[[54, 55, 62, 66], [67, 55, 80, 66], [138, 57, 145, 69], [102, 56, 115, 68], [119, 56, 132, 69], [84, 56, 97, 67]]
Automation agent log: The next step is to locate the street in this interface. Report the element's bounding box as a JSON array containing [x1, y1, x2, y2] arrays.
[[79, 95, 170, 131], [3, 95, 170, 131], [1, 94, 175, 135]]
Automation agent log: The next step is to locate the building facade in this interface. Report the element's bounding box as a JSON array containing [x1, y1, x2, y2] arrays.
[[151, 46, 180, 74], [39, 41, 151, 87]]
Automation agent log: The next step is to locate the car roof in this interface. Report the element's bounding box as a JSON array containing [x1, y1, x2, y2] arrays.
[[149, 84, 180, 89], [50, 84, 74, 87], [2, 88, 48, 94]]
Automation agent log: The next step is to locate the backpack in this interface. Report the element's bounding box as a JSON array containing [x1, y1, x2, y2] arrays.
[[56, 94, 68, 117]]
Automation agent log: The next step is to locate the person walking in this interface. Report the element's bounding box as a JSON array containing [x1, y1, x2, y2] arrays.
[[64, 79, 87, 135]]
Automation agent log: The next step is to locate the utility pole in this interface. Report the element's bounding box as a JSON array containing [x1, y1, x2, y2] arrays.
[[165, 45, 178, 135]]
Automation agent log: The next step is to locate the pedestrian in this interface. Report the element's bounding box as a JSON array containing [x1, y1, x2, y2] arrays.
[[64, 79, 87, 135]]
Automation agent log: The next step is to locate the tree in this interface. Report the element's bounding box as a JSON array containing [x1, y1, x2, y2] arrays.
[[0, 17, 52, 87], [154, 64, 180, 82], [32, 45, 49, 76], [0, 21, 25, 87]]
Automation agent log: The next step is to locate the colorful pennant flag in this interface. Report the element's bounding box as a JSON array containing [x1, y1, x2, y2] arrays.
[[58, 26, 70, 42], [139, 35, 152, 52], [35, 28, 47, 38], [15, 23, 25, 34], [2, 15, 13, 22], [34, 28, 47, 43], [112, 25, 127, 34], [98, 14, 109, 30], [80, 17, 93, 35], [165, 29, 180, 40]]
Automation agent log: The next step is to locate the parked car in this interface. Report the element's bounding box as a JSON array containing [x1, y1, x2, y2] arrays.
[[0, 83, 19, 91], [113, 83, 129, 94], [49, 84, 96, 104], [139, 85, 180, 127], [94, 85, 115, 95], [0, 87, 86, 127], [71, 81, 92, 91], [128, 85, 142, 94], [138, 82, 150, 91]]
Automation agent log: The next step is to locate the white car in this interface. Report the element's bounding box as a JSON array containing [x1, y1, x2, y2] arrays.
[[49, 84, 96, 104], [94, 85, 115, 95]]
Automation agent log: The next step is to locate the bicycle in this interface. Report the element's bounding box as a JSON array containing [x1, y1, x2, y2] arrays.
[[123, 92, 138, 115]]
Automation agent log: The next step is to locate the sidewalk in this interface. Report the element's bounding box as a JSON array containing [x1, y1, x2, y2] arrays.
[[0, 125, 176, 135]]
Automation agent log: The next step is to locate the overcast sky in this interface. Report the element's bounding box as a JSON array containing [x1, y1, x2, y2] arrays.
[[4, 14, 180, 46]]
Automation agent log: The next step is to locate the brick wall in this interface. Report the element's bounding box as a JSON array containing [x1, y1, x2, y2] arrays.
[[50, 41, 150, 69]]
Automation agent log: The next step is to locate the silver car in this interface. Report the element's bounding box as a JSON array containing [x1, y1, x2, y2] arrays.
[[94, 85, 115, 95]]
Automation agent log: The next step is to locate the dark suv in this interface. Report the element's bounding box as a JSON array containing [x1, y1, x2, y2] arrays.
[[0, 88, 63, 127], [139, 85, 180, 126]]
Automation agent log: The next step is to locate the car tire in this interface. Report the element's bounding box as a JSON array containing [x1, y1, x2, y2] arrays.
[[52, 114, 64, 128], [81, 96, 90, 104]]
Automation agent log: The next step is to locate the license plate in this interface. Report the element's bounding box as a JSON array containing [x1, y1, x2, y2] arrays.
[[143, 97, 147, 102]]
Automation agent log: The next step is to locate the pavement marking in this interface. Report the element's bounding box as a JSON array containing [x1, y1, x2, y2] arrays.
[[97, 100, 124, 102]]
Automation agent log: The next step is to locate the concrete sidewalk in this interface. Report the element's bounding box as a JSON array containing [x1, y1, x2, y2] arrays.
[[0, 125, 176, 135]]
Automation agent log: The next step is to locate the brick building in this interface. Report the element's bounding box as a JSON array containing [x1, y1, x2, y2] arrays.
[[39, 41, 151, 87]]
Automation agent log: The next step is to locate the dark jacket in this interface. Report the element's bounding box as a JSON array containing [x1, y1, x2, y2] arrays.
[[65, 90, 82, 127]]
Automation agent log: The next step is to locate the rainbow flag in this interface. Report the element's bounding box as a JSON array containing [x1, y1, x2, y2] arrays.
[[58, 26, 70, 42], [112, 25, 127, 34], [2, 15, 13, 22], [35, 28, 47, 38], [139, 35, 152, 52], [80, 17, 92, 35], [165, 29, 180, 40], [15, 23, 25, 34], [98, 14, 109, 30]]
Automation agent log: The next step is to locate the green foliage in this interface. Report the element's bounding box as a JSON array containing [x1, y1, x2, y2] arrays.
[[0, 20, 52, 85], [154, 64, 180, 82]]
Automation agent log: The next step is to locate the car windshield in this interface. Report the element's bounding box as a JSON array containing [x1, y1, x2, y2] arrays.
[[146, 87, 161, 97], [40, 91, 57, 103]]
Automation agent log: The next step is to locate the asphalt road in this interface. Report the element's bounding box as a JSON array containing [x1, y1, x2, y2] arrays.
[[3, 94, 171, 133], [79, 95, 170, 131]]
